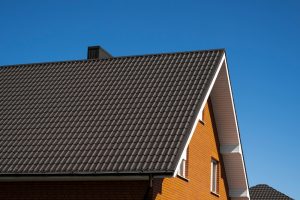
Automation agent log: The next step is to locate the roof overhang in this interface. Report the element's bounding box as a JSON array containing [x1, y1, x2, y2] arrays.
[[210, 55, 250, 199], [174, 52, 250, 199], [0, 172, 174, 182]]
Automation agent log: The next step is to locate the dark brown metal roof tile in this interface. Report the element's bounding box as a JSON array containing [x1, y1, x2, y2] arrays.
[[0, 49, 224, 175], [250, 184, 293, 199]]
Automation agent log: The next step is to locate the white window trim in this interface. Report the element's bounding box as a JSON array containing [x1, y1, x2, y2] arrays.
[[211, 159, 218, 194], [177, 148, 187, 178], [178, 159, 186, 177]]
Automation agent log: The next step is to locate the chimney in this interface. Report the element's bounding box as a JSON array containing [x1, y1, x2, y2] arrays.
[[87, 46, 112, 60]]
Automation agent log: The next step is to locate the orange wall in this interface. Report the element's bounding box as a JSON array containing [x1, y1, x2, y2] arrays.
[[153, 100, 229, 200]]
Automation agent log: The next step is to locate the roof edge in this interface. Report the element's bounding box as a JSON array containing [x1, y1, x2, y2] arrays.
[[224, 52, 251, 193], [210, 55, 250, 198], [0, 48, 225, 68], [0, 171, 174, 182], [0, 171, 174, 177]]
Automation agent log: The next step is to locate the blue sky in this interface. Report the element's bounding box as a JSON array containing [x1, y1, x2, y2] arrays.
[[0, 0, 299, 198]]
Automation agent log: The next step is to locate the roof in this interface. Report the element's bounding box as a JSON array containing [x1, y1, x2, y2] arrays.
[[250, 184, 293, 200], [0, 49, 224, 175]]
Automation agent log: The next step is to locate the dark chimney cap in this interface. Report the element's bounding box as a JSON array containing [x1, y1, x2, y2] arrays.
[[87, 46, 112, 60]]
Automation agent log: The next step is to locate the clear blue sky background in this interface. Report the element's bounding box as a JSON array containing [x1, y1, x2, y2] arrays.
[[0, 0, 299, 198]]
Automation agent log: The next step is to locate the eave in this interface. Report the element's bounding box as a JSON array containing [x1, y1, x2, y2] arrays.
[[0, 171, 174, 182]]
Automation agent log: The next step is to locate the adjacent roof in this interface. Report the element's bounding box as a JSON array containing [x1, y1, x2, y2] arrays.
[[0, 49, 224, 175], [250, 184, 293, 200]]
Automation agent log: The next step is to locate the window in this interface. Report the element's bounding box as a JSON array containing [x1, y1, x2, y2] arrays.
[[178, 158, 186, 177], [211, 159, 219, 194], [177, 148, 188, 178]]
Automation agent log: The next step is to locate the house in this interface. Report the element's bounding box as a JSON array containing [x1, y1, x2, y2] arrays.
[[0, 46, 250, 200], [250, 184, 293, 200]]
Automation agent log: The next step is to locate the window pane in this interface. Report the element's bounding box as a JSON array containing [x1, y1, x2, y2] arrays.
[[211, 160, 218, 193], [178, 159, 186, 177]]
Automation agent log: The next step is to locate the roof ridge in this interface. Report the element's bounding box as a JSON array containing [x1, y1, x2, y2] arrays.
[[253, 184, 269, 187], [0, 48, 225, 69]]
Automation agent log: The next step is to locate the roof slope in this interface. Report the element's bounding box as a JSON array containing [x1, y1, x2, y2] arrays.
[[0, 50, 224, 175], [250, 184, 293, 200]]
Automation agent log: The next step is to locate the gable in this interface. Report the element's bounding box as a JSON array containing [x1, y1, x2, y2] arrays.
[[173, 53, 250, 199], [0, 50, 223, 175], [153, 101, 230, 200]]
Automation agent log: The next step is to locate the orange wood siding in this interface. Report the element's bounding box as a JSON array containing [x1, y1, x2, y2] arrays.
[[152, 100, 229, 200]]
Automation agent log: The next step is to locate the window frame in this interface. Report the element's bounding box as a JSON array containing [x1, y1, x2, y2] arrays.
[[178, 158, 186, 177], [210, 158, 219, 194], [177, 148, 188, 179]]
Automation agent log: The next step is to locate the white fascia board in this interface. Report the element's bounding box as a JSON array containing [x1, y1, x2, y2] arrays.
[[198, 54, 226, 121], [223, 56, 250, 198], [173, 53, 226, 177], [211, 56, 250, 199], [223, 57, 242, 145]]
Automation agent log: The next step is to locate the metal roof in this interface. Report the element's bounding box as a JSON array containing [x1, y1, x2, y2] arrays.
[[0, 49, 224, 175]]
